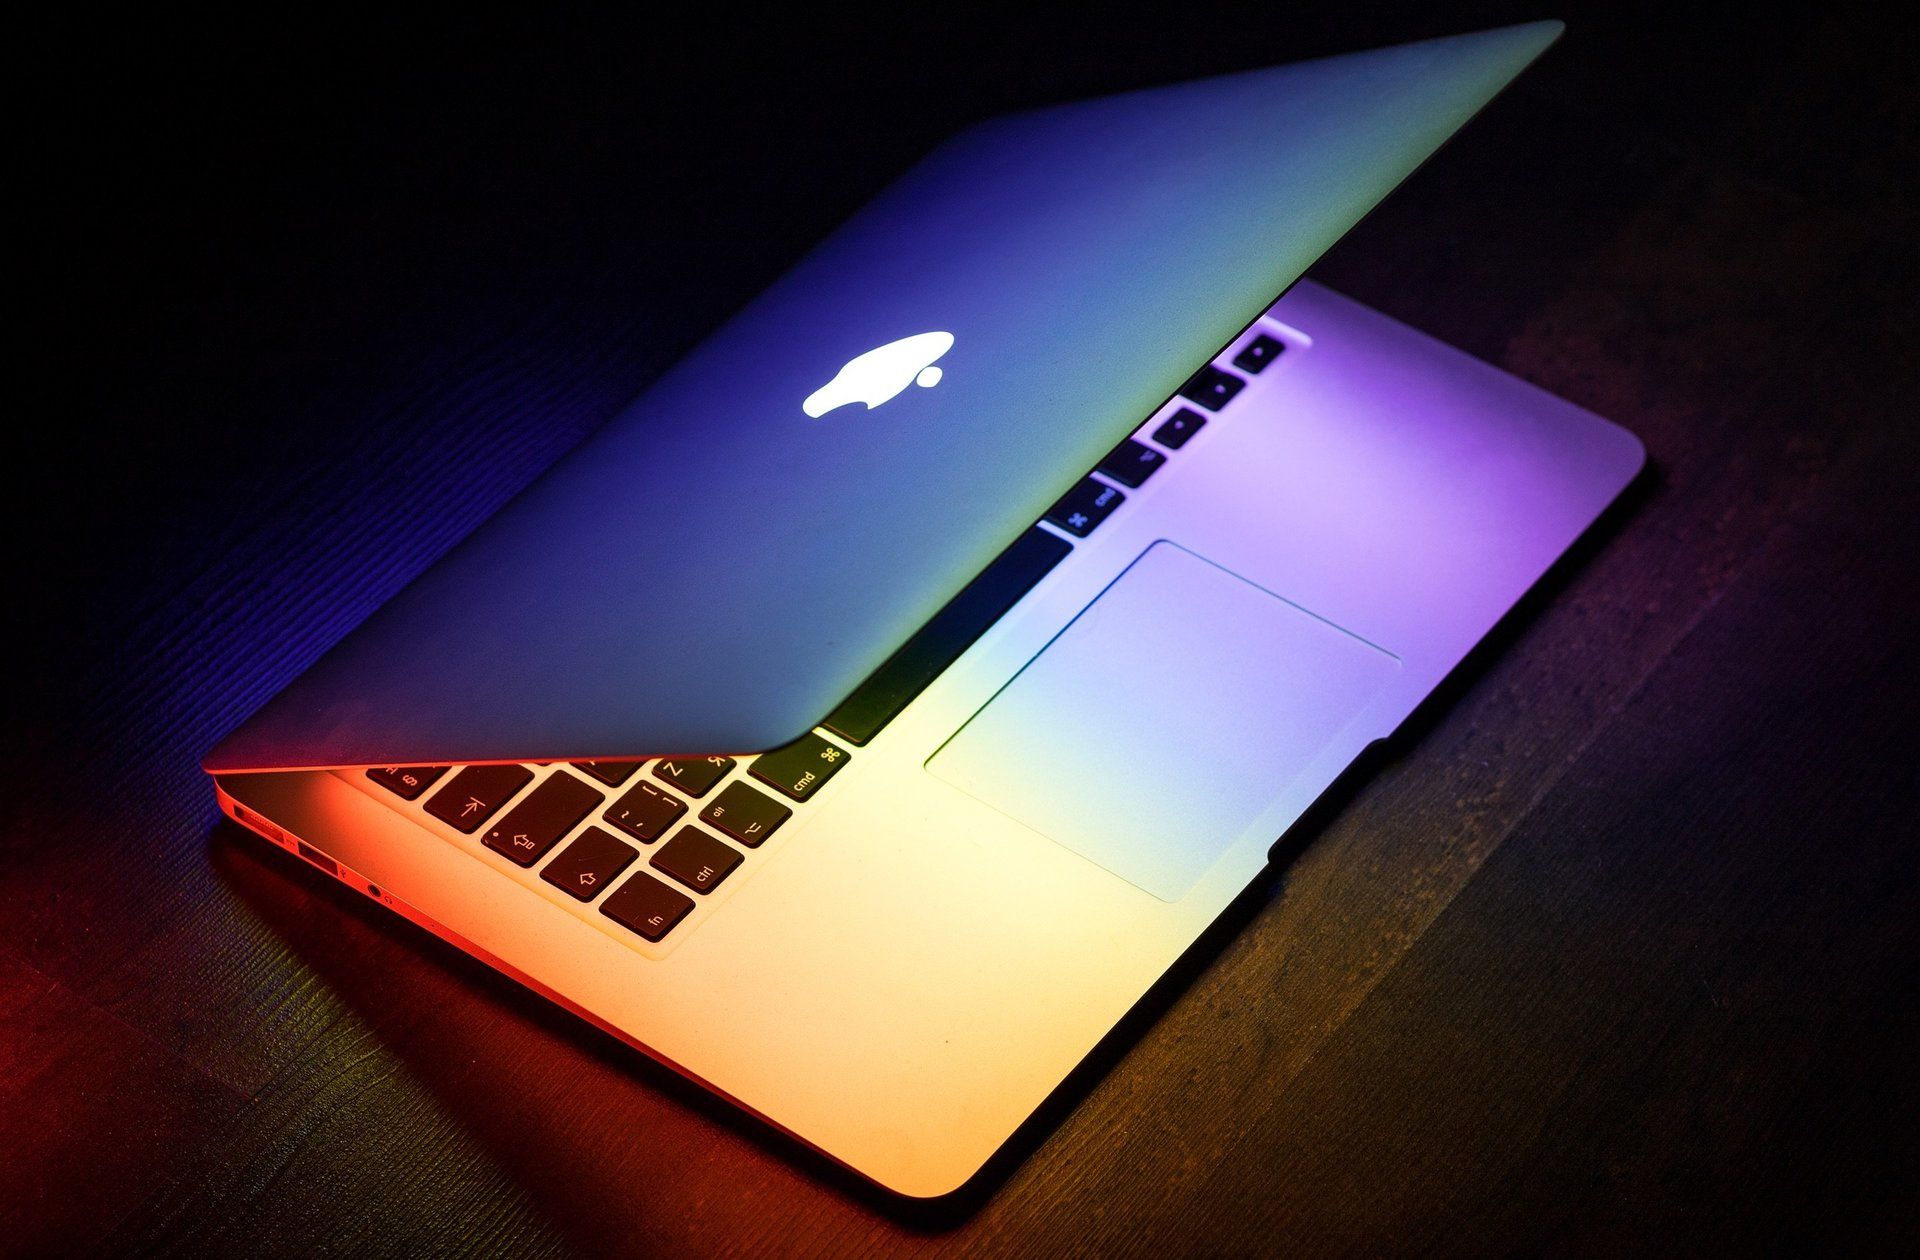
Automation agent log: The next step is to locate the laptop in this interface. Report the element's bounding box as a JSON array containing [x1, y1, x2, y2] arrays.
[[205, 22, 1644, 1198]]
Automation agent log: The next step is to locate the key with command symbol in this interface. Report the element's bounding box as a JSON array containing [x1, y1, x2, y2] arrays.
[[1044, 478, 1124, 538], [748, 733, 850, 802]]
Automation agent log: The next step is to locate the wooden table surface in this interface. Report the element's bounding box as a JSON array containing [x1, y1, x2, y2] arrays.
[[8, 5, 1916, 1255]]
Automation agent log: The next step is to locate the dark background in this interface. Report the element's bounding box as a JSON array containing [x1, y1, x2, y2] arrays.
[[9, 2, 1917, 1255]]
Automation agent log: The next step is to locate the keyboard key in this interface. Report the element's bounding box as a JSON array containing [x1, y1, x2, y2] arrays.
[[1152, 407, 1207, 449], [425, 764, 535, 834], [749, 733, 851, 802], [1179, 365, 1244, 411], [1232, 332, 1284, 374], [651, 827, 743, 894], [601, 872, 694, 941], [366, 765, 448, 801], [603, 779, 687, 843], [573, 759, 641, 787], [541, 826, 637, 900], [652, 755, 735, 798], [482, 771, 604, 867], [824, 528, 1070, 745], [1044, 478, 1125, 537], [700, 781, 792, 847], [1096, 439, 1164, 488]]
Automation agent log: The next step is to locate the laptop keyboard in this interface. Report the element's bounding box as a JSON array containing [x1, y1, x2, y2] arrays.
[[367, 738, 843, 946], [359, 321, 1287, 947]]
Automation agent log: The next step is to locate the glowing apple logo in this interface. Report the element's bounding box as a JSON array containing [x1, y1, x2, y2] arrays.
[[803, 331, 954, 418]]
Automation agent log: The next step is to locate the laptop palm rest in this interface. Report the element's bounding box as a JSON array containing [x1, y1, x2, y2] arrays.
[[927, 541, 1400, 901]]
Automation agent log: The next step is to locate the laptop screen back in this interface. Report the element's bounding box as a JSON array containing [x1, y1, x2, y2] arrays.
[[207, 23, 1562, 773]]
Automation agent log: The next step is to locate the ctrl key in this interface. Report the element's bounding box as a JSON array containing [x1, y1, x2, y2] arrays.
[[602, 872, 694, 942], [652, 826, 742, 894]]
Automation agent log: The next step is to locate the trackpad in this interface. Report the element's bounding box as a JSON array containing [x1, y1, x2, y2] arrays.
[[927, 542, 1399, 901]]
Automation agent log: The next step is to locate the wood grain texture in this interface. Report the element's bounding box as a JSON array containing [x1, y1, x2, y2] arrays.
[[8, 3, 1916, 1255]]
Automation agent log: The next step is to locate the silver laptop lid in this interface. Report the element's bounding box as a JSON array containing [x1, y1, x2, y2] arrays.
[[206, 22, 1563, 773]]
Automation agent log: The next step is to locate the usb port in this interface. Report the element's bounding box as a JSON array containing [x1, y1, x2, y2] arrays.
[[296, 841, 338, 877]]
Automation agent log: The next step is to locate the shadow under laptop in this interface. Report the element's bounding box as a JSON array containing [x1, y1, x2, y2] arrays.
[[208, 465, 1652, 1240]]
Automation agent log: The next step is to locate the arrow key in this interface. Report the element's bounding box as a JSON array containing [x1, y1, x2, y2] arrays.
[[540, 826, 638, 901]]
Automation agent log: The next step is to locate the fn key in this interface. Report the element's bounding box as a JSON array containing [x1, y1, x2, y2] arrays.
[[602, 873, 693, 942]]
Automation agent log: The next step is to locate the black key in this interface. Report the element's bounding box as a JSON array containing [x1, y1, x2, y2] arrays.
[[824, 528, 1071, 745], [1232, 332, 1284, 374], [652, 755, 735, 798], [366, 765, 448, 801], [1179, 364, 1244, 410], [1152, 407, 1207, 450], [603, 779, 687, 843], [541, 826, 637, 901], [601, 872, 694, 941], [482, 771, 604, 867], [1044, 478, 1125, 537], [573, 759, 641, 787], [700, 781, 792, 847], [748, 733, 851, 802], [425, 763, 535, 834], [651, 826, 743, 894], [1096, 439, 1165, 488]]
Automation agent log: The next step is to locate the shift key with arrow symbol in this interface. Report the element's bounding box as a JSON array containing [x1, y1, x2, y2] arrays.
[[480, 770, 605, 867], [540, 826, 639, 901]]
